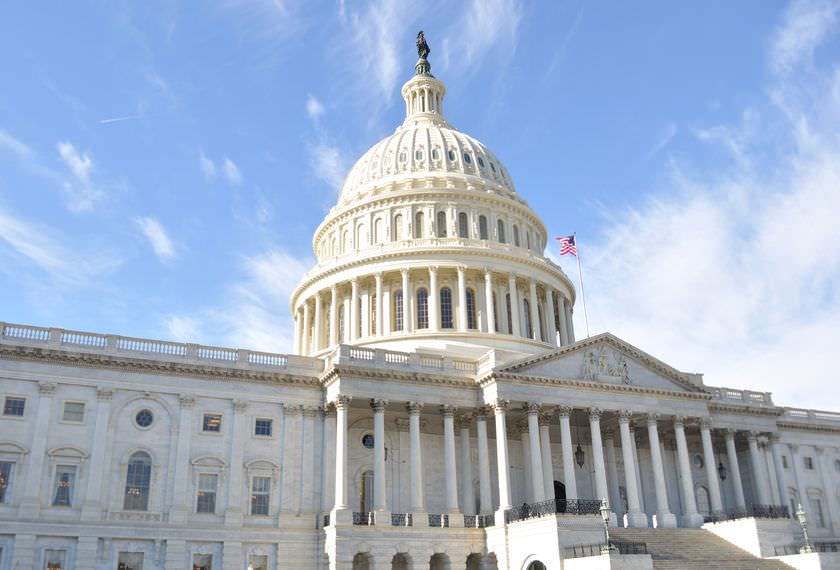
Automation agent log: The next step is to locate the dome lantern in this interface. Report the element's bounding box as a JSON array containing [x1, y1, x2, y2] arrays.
[[402, 31, 447, 125]]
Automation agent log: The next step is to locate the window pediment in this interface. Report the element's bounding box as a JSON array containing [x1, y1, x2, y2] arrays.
[[48, 445, 89, 460], [0, 440, 28, 456]]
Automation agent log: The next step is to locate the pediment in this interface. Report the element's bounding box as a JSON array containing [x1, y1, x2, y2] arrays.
[[496, 333, 706, 393]]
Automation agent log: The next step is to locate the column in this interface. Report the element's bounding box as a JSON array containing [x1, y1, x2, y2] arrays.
[[674, 417, 703, 526], [630, 427, 646, 513], [528, 279, 540, 340], [360, 289, 370, 338], [618, 411, 647, 527], [293, 309, 302, 354], [301, 300, 311, 356], [789, 444, 805, 512], [428, 267, 439, 331], [225, 400, 248, 526], [375, 272, 383, 336], [747, 431, 771, 505], [539, 411, 554, 501], [442, 406, 461, 516], [476, 409, 493, 514], [588, 409, 610, 508], [322, 404, 336, 512], [401, 269, 411, 333], [349, 279, 359, 342], [518, 419, 532, 501], [167, 394, 195, 523], [81, 388, 114, 519], [558, 295, 569, 345], [603, 430, 623, 519], [312, 292, 322, 353], [646, 413, 676, 527], [508, 274, 521, 337], [371, 400, 388, 516], [770, 435, 789, 511], [700, 420, 724, 515], [493, 399, 512, 517], [19, 382, 54, 517], [457, 265, 468, 332], [564, 297, 575, 342], [763, 442, 781, 505], [484, 269, 496, 334], [545, 288, 558, 346], [329, 285, 338, 346], [457, 414, 476, 515], [407, 402, 426, 518], [557, 406, 578, 500], [341, 297, 350, 342], [526, 404, 546, 502], [333, 396, 351, 517], [725, 429, 746, 509], [815, 447, 837, 533]]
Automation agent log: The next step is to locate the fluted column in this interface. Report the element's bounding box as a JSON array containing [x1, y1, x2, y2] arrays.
[[700, 420, 724, 514], [322, 404, 336, 512], [374, 273, 383, 336], [589, 409, 610, 506], [371, 400, 388, 513], [225, 400, 248, 525], [545, 288, 558, 346], [19, 382, 56, 517], [558, 295, 569, 345], [647, 414, 676, 527], [458, 414, 476, 515], [770, 435, 789, 510], [329, 286, 338, 346], [518, 419, 532, 501], [457, 265, 468, 332], [674, 417, 703, 526], [603, 430, 623, 519], [294, 308, 303, 354], [508, 274, 521, 337], [80, 388, 114, 520], [484, 269, 496, 334], [476, 409, 493, 514], [557, 406, 578, 500], [815, 447, 837, 533], [539, 411, 554, 501], [525, 404, 546, 502], [725, 429, 746, 509], [349, 279, 359, 342], [442, 406, 460, 514], [747, 431, 771, 505], [493, 400, 512, 515], [401, 269, 411, 333], [618, 411, 647, 527], [528, 279, 540, 340], [630, 427, 646, 513], [428, 267, 439, 331], [407, 402, 426, 518], [333, 396, 351, 519], [789, 444, 805, 512], [312, 292, 323, 353], [564, 297, 575, 342], [301, 301, 311, 355]]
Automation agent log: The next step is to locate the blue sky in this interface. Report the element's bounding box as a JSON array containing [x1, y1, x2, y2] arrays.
[[1, 1, 839, 409]]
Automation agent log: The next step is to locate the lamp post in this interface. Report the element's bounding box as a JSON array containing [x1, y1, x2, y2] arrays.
[[717, 460, 727, 481], [796, 503, 814, 554], [600, 499, 616, 555]]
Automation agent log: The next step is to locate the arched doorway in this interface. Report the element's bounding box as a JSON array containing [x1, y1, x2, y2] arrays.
[[465, 553, 482, 570], [352, 553, 372, 570], [526, 562, 547, 570], [554, 480, 567, 512], [429, 553, 451, 570], [392, 553, 411, 570], [695, 485, 711, 516]]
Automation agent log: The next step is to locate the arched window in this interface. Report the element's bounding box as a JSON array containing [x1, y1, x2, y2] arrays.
[[373, 218, 382, 244], [370, 294, 377, 335], [458, 212, 469, 238], [416, 288, 429, 329], [414, 211, 424, 238], [394, 290, 404, 331], [392, 214, 403, 241], [440, 287, 453, 329], [436, 211, 447, 238], [695, 485, 711, 515], [492, 292, 499, 332], [479, 215, 488, 240], [537, 303, 546, 342], [124, 451, 151, 511], [497, 219, 506, 243], [523, 298, 532, 338], [342, 230, 349, 253], [505, 293, 512, 334], [360, 470, 374, 513], [355, 223, 366, 249], [466, 288, 476, 330], [526, 232, 531, 250], [513, 225, 520, 247]]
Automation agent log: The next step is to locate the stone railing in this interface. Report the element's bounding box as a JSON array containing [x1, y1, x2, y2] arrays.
[[326, 344, 477, 377], [352, 511, 374, 526], [710, 387, 774, 406], [390, 513, 413, 527], [427, 513, 450, 528], [463, 514, 494, 528], [0, 322, 323, 376], [784, 407, 840, 423]]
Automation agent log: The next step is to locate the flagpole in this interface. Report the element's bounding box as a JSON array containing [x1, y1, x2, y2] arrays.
[[573, 232, 591, 338]]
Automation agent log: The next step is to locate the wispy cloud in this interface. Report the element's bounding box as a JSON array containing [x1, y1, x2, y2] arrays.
[[164, 314, 202, 341], [135, 216, 176, 260], [223, 157, 243, 186], [199, 150, 217, 179], [56, 141, 107, 212], [0, 130, 33, 159], [308, 141, 349, 192], [770, 0, 838, 74], [441, 0, 522, 74], [306, 94, 325, 121], [646, 122, 678, 159], [98, 114, 140, 125]]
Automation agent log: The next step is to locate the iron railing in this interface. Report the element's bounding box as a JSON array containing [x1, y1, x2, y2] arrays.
[[322, 514, 330, 527], [705, 504, 790, 523], [352, 511, 374, 526], [564, 541, 648, 559], [506, 498, 602, 523], [775, 541, 840, 555], [428, 513, 450, 528], [390, 513, 413, 527], [464, 514, 494, 528]]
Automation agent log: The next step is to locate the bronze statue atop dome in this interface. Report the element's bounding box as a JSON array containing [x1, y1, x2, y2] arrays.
[[416, 31, 430, 60]]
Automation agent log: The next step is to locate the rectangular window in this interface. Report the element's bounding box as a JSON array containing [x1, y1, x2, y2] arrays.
[[394, 291, 404, 332], [254, 418, 273, 437], [192, 554, 212, 570], [782, 455, 789, 468], [2, 397, 25, 416], [804, 456, 814, 470], [62, 401, 85, 422], [0, 461, 13, 503], [45, 549, 67, 570], [250, 476, 271, 515], [810, 498, 825, 527], [248, 555, 268, 570], [196, 473, 218, 513], [118, 552, 144, 570], [52, 465, 77, 507], [202, 413, 222, 432]]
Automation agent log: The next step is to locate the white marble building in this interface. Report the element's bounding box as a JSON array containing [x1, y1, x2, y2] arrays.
[[1, 43, 839, 570]]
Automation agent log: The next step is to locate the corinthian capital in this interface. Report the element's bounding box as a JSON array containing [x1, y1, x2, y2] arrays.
[[491, 399, 510, 413], [334, 395, 352, 410]]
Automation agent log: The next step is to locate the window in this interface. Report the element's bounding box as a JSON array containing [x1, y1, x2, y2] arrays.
[[203, 413, 222, 432], [463, 152, 472, 164], [399, 151, 407, 163], [497, 219, 506, 243], [0, 461, 12, 502], [370, 294, 377, 335], [523, 299, 532, 337], [360, 470, 374, 513], [44, 549, 67, 570], [416, 288, 429, 329], [52, 465, 77, 507], [250, 476, 271, 515], [196, 473, 218, 513], [62, 401, 85, 423], [414, 211, 424, 238], [362, 434, 375, 449], [478, 215, 488, 240], [782, 455, 789, 468], [513, 225, 520, 247], [392, 214, 403, 241], [192, 554, 212, 570], [394, 290, 404, 332], [477, 156, 485, 168], [506, 294, 513, 334], [804, 456, 814, 470], [431, 148, 440, 161], [373, 218, 382, 243], [458, 212, 469, 238], [440, 287, 453, 329], [248, 555, 268, 570], [118, 552, 144, 570], [2, 397, 24, 417], [254, 418, 273, 437], [414, 149, 424, 161], [810, 497, 826, 527], [135, 409, 153, 428], [835, 459, 840, 472], [526, 232, 531, 250], [693, 454, 705, 469], [436, 211, 447, 237], [538, 305, 546, 341], [124, 451, 151, 511], [466, 289, 477, 330]]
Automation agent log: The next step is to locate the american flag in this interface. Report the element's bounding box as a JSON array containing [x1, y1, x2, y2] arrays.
[[556, 234, 577, 256]]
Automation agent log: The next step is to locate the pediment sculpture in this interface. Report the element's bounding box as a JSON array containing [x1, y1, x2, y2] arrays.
[[582, 346, 631, 384]]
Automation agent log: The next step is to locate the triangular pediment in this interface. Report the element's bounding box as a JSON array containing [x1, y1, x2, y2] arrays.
[[495, 333, 706, 393]]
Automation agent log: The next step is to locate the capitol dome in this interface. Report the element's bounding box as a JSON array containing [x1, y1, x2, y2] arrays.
[[291, 47, 577, 358]]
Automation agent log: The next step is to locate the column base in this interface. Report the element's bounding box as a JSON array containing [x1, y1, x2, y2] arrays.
[[168, 506, 188, 525], [495, 507, 510, 527], [625, 511, 649, 528], [448, 512, 464, 528], [17, 499, 40, 520], [81, 502, 103, 521], [682, 512, 705, 528], [224, 507, 243, 527], [373, 510, 391, 526], [412, 511, 429, 527], [653, 511, 678, 528], [331, 507, 353, 527]]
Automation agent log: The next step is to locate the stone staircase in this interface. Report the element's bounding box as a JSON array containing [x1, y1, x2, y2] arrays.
[[610, 528, 796, 570]]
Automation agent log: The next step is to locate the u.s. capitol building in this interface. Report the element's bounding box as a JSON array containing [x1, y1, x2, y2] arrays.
[[1, 38, 838, 570]]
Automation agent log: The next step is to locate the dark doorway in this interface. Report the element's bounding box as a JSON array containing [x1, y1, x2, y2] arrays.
[[554, 480, 566, 513]]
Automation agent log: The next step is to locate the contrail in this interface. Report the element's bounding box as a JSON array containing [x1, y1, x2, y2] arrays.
[[98, 115, 139, 124]]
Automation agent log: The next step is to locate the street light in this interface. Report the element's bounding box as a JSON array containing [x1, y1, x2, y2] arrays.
[[575, 443, 585, 468], [796, 503, 814, 554], [599, 499, 616, 555], [717, 460, 727, 481]]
